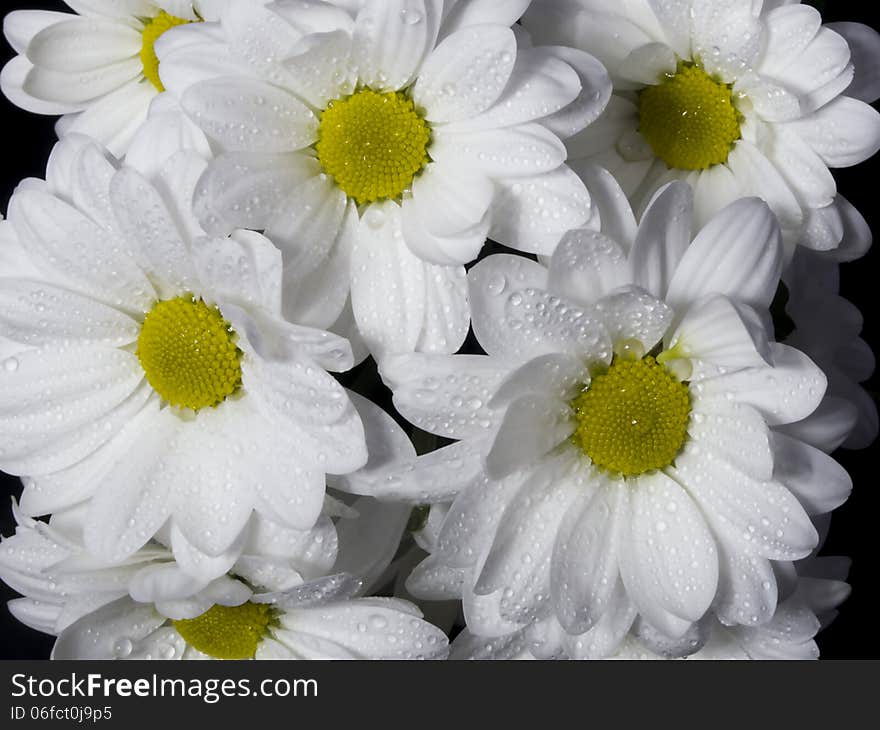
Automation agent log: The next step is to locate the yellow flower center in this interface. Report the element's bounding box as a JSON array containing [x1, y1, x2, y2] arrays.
[[136, 296, 242, 411], [638, 62, 742, 171], [173, 603, 274, 660], [140, 11, 192, 92], [570, 356, 691, 477], [316, 89, 431, 205]]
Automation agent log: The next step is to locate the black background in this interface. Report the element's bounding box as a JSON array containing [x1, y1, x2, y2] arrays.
[[0, 0, 878, 660]]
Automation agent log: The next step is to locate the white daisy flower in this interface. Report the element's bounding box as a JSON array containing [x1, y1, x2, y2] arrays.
[[0, 134, 369, 572], [450, 556, 851, 660], [784, 247, 877, 450], [0, 499, 447, 660], [0, 1, 244, 156], [350, 170, 853, 648], [523, 0, 880, 253], [157, 0, 611, 356]]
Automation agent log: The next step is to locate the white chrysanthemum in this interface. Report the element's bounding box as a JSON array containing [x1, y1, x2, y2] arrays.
[[0, 0, 242, 155], [157, 0, 611, 356], [784, 247, 877, 450], [523, 0, 880, 252], [349, 170, 854, 650], [450, 556, 851, 660], [0, 499, 447, 660], [0, 135, 371, 573]]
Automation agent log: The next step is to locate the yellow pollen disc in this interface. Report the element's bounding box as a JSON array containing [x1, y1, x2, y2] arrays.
[[140, 11, 192, 92], [136, 296, 242, 411], [316, 89, 431, 205], [638, 62, 742, 170], [173, 603, 274, 660], [570, 356, 691, 478]]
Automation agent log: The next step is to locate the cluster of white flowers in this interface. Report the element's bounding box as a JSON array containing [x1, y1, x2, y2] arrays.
[[0, 0, 875, 661]]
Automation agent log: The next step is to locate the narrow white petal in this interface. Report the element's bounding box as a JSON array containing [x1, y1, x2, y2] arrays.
[[350, 202, 427, 357], [671, 446, 818, 561], [770, 432, 851, 515], [546, 229, 630, 306], [629, 181, 693, 299], [619, 471, 719, 629], [382, 352, 508, 440], [353, 0, 439, 92], [413, 24, 516, 122], [666, 198, 782, 311], [182, 78, 317, 153]]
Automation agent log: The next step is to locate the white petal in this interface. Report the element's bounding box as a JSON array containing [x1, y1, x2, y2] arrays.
[[725, 140, 803, 231], [485, 394, 574, 477], [182, 78, 318, 153], [593, 288, 673, 353], [334, 497, 411, 592], [619, 471, 718, 632], [413, 24, 516, 122], [713, 540, 778, 628], [109, 167, 198, 298], [435, 468, 525, 569], [244, 353, 367, 474], [763, 25, 851, 107], [552, 479, 627, 634], [775, 395, 857, 453], [489, 166, 592, 255], [0, 280, 139, 348], [279, 598, 448, 659], [416, 263, 470, 354], [382, 352, 508, 439], [8, 187, 154, 312], [4, 10, 74, 55], [193, 151, 319, 235], [671, 446, 818, 561], [0, 346, 145, 463], [531, 46, 611, 140], [561, 579, 638, 659], [15, 387, 154, 510], [350, 202, 427, 357], [629, 181, 693, 299], [696, 343, 826, 427], [64, 1, 154, 20], [23, 56, 141, 105], [444, 45, 582, 132], [491, 352, 588, 407], [346, 438, 484, 504], [760, 3, 822, 78], [770, 432, 851, 516], [618, 42, 677, 85], [52, 598, 165, 660], [546, 229, 630, 306], [571, 162, 638, 249], [467, 253, 548, 359], [1, 55, 83, 115], [280, 30, 357, 108], [785, 96, 880, 168], [828, 21, 880, 104], [474, 456, 581, 625], [669, 296, 769, 374], [83, 406, 178, 562], [440, 0, 530, 36], [432, 123, 566, 181], [411, 162, 495, 236], [401, 200, 489, 266], [770, 124, 837, 208], [687, 401, 774, 481], [27, 18, 140, 72], [666, 198, 783, 311], [353, 0, 439, 92], [59, 82, 153, 157]]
